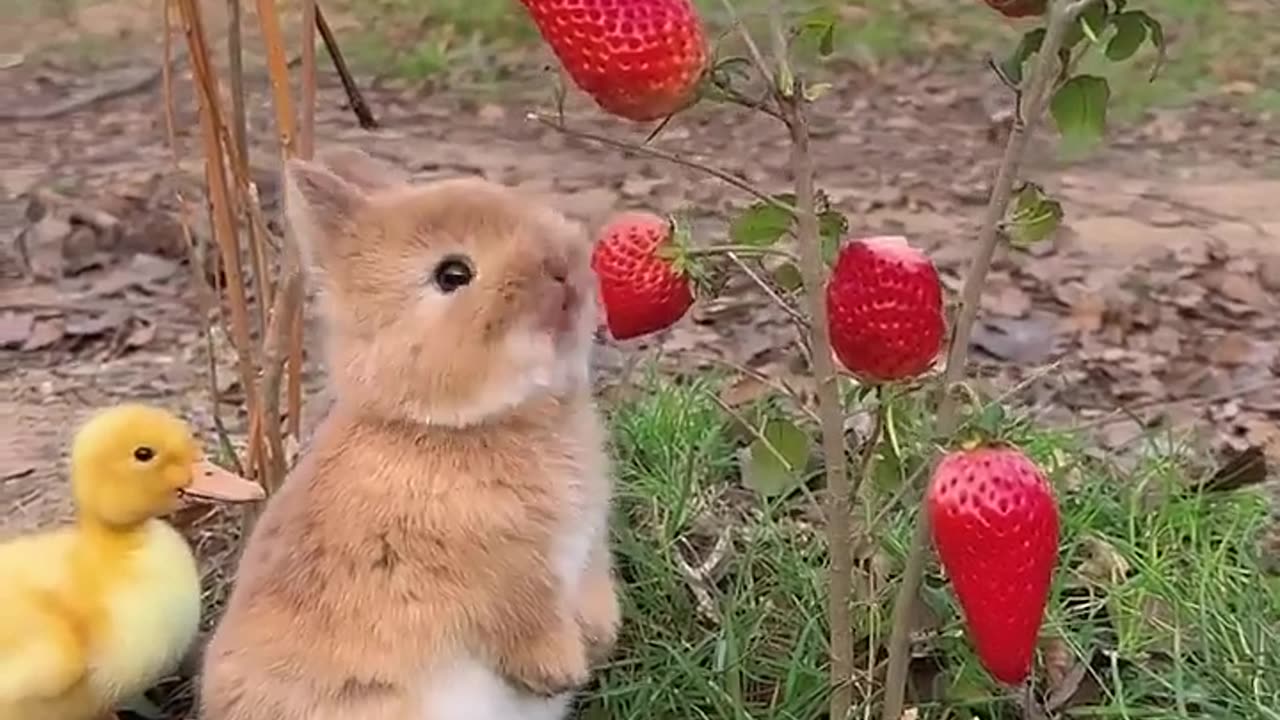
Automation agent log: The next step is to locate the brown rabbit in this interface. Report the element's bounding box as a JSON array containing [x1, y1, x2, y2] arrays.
[[199, 147, 620, 720]]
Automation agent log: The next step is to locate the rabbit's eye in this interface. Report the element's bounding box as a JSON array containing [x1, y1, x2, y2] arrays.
[[433, 255, 474, 294], [133, 446, 155, 462]]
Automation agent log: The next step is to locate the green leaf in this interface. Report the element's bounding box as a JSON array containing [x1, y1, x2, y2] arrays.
[[118, 694, 168, 720], [729, 201, 793, 247], [818, 210, 848, 266], [1130, 10, 1166, 80], [998, 28, 1046, 87], [818, 22, 836, 57], [772, 262, 804, 292], [1064, 2, 1110, 49], [1050, 74, 1111, 147], [1105, 11, 1148, 62], [1004, 182, 1064, 247], [742, 417, 811, 498]]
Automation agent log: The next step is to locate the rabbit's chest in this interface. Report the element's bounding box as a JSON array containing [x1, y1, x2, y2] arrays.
[[549, 470, 608, 597]]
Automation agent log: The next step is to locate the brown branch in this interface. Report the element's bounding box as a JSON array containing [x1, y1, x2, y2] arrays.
[[878, 2, 1102, 718], [173, 0, 264, 480], [316, 2, 379, 129], [529, 113, 796, 214], [775, 62, 856, 720]]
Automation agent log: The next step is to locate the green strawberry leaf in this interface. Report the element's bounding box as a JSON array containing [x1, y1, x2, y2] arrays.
[[730, 202, 793, 247], [997, 28, 1046, 87], [1130, 10, 1167, 81], [796, 11, 839, 58], [819, 210, 848, 266], [772, 262, 804, 292], [1063, 2, 1111, 50], [741, 417, 811, 499], [1105, 11, 1148, 62], [1050, 74, 1111, 149], [1004, 182, 1064, 248]]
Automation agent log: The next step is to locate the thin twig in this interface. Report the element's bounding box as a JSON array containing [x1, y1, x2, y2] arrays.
[[878, 3, 1101, 718], [529, 113, 796, 214], [687, 351, 820, 424], [315, 3, 379, 129], [724, 252, 805, 323]]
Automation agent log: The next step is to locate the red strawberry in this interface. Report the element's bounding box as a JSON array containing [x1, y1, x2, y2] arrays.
[[984, 0, 1048, 18], [517, 0, 709, 122], [591, 211, 694, 340], [927, 445, 1060, 685], [825, 236, 945, 383]]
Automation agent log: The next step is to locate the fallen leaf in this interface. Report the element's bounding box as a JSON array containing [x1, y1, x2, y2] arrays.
[[1076, 534, 1131, 586], [1209, 332, 1255, 366], [65, 308, 129, 338], [22, 316, 64, 350], [123, 317, 157, 349], [970, 315, 1057, 363], [0, 312, 34, 348]]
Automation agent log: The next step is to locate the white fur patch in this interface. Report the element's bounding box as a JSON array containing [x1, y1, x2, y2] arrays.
[[419, 658, 571, 720]]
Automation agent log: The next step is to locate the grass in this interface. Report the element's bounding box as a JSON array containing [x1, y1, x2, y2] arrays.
[[326, 0, 1280, 120], [582, 371, 1280, 719]]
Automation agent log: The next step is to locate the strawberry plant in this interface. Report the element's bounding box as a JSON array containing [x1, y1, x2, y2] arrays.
[[518, 0, 1169, 717]]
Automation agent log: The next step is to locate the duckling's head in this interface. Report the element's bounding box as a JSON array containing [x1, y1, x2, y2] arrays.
[[69, 404, 264, 527]]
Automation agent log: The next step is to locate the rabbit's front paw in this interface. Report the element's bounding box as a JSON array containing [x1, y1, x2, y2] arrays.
[[577, 570, 621, 663], [499, 615, 590, 698]]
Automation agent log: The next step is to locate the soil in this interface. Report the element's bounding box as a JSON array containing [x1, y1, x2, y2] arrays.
[[1, 1, 1278, 716]]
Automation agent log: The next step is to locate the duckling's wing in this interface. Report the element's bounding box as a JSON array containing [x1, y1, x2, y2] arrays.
[[0, 589, 88, 702], [0, 534, 89, 704]]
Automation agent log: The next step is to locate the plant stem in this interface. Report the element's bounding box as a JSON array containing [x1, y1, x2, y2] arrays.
[[528, 113, 796, 214], [878, 3, 1099, 719], [685, 244, 799, 262], [780, 82, 854, 720]]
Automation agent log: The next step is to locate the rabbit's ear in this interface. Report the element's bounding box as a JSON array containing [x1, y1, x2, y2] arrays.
[[317, 146, 408, 192], [283, 157, 364, 273]]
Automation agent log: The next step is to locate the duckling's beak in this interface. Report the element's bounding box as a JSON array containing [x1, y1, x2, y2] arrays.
[[183, 460, 266, 502]]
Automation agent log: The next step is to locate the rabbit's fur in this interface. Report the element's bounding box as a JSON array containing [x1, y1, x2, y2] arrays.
[[199, 147, 619, 720]]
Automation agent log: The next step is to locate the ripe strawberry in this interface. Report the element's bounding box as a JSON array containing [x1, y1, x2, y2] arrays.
[[825, 236, 945, 383], [591, 211, 694, 340], [517, 0, 709, 122], [984, 0, 1048, 18], [927, 445, 1061, 685]]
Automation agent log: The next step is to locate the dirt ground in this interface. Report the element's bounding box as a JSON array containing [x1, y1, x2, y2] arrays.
[[3, 0, 1279, 572]]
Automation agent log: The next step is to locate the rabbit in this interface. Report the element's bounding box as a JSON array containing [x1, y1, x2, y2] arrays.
[[199, 146, 620, 720]]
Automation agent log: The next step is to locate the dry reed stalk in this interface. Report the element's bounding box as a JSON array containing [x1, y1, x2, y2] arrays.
[[163, 0, 311, 500]]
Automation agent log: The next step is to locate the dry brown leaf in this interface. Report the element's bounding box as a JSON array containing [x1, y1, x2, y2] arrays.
[[1209, 332, 1255, 366], [0, 312, 34, 348], [22, 316, 64, 350], [1076, 534, 1131, 586]]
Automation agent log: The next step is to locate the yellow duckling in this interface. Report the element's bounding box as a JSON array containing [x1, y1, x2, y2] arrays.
[[0, 403, 265, 720]]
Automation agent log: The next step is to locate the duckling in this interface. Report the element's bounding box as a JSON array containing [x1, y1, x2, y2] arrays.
[[0, 403, 265, 720]]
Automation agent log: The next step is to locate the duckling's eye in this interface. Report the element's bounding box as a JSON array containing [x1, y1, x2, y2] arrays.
[[432, 255, 474, 294], [133, 446, 155, 462]]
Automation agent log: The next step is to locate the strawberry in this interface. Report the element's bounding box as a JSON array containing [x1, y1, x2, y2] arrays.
[[591, 211, 694, 340], [517, 0, 709, 122], [984, 0, 1048, 18], [927, 445, 1061, 685], [825, 236, 945, 383]]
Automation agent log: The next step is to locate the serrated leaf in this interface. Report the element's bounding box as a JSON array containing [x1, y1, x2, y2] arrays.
[[742, 417, 811, 498], [1105, 11, 1147, 61], [1050, 74, 1110, 147], [729, 201, 793, 247], [998, 28, 1046, 87], [1005, 182, 1064, 247], [772, 262, 803, 292]]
